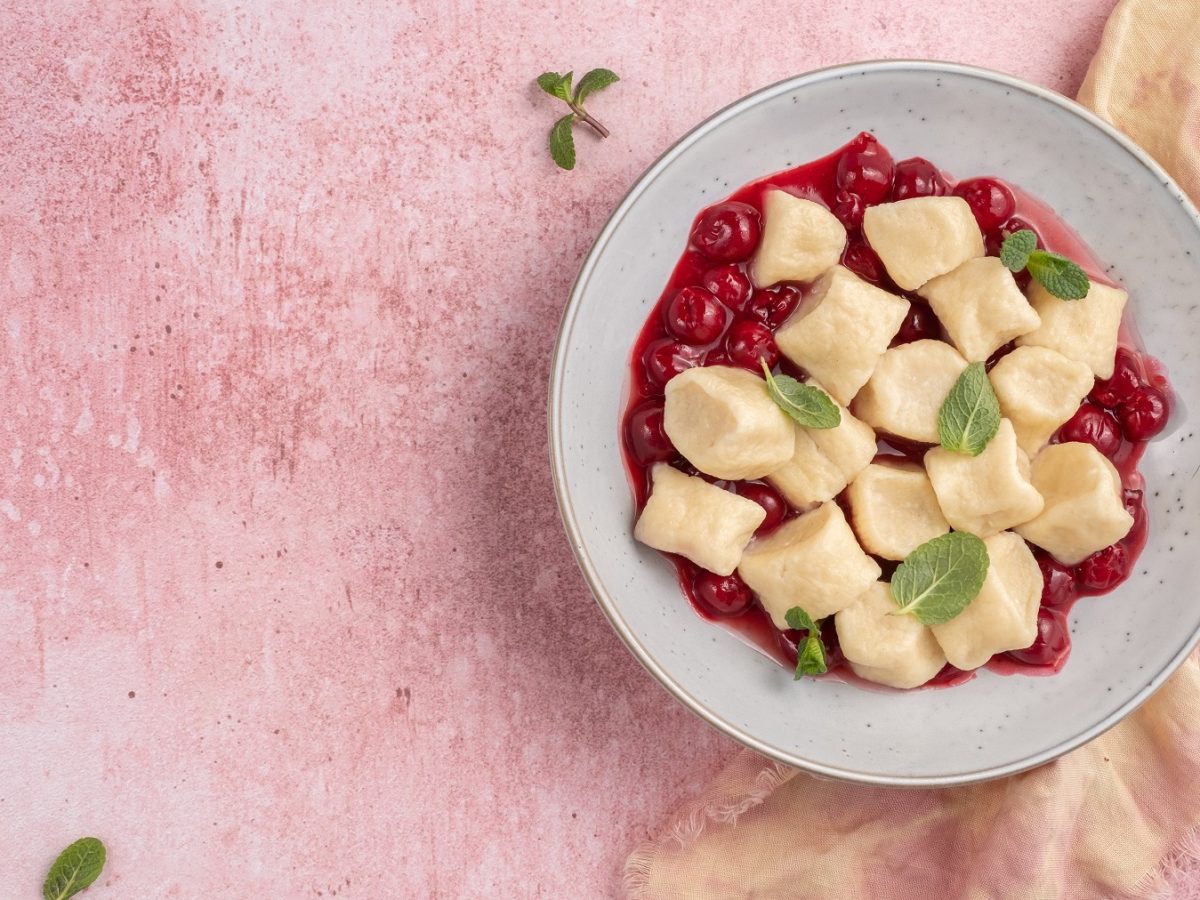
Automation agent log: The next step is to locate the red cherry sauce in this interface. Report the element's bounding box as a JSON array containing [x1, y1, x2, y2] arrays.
[[620, 134, 1174, 687]]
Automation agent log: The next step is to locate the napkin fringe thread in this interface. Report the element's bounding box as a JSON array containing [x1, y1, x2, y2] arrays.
[[1132, 823, 1200, 900], [622, 759, 794, 899]]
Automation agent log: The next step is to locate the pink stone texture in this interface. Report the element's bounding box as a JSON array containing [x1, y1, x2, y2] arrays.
[[7, 1, 1197, 897]]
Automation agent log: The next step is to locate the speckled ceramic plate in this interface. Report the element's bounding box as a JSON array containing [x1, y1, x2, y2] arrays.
[[548, 60, 1200, 786]]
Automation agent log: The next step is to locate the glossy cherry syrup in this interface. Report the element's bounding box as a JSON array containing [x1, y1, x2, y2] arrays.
[[620, 133, 1173, 687]]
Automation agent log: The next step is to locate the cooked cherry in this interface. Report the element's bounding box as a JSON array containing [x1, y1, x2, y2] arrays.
[[835, 133, 894, 205], [702, 265, 753, 313], [725, 319, 779, 369], [665, 286, 726, 344], [1077, 543, 1130, 592], [626, 400, 675, 465], [690, 202, 761, 263], [744, 285, 800, 328], [1037, 553, 1075, 610], [987, 216, 1044, 257], [693, 571, 753, 616], [1117, 386, 1169, 441], [736, 482, 787, 534], [672, 250, 713, 289], [1000, 216, 1042, 247], [1058, 403, 1121, 457], [643, 338, 702, 387], [1006, 608, 1070, 668], [954, 178, 1016, 231], [892, 157, 948, 200], [842, 241, 886, 284], [832, 190, 865, 230], [1090, 347, 1141, 408], [893, 302, 940, 345]]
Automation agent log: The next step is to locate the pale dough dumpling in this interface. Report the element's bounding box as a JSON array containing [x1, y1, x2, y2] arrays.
[[634, 464, 766, 576], [750, 189, 848, 287], [1015, 442, 1134, 564], [862, 196, 985, 291], [989, 346, 1096, 456], [663, 365, 794, 480], [807, 382, 877, 478], [766, 429, 845, 512], [847, 461, 950, 560], [918, 256, 1041, 361], [931, 531, 1041, 670], [774, 265, 910, 405], [852, 340, 968, 443], [738, 502, 881, 626], [836, 582, 947, 689], [767, 385, 876, 509], [1016, 280, 1128, 379], [924, 419, 1044, 538]]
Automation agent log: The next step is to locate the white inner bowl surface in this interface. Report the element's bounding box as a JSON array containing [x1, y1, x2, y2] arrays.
[[550, 61, 1200, 786]]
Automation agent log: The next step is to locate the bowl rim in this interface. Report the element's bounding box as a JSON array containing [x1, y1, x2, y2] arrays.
[[547, 59, 1200, 787]]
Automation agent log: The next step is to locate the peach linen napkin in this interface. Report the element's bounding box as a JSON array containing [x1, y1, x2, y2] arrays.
[[624, 3, 1200, 898]]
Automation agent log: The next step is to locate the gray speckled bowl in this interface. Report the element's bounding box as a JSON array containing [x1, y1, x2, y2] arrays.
[[548, 61, 1200, 786]]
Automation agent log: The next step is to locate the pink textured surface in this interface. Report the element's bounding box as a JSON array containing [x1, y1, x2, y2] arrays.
[[4, 1, 1196, 897]]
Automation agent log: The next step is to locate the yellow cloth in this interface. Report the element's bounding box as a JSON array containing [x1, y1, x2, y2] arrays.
[[1078, 0, 1200, 203], [626, 3, 1200, 897]]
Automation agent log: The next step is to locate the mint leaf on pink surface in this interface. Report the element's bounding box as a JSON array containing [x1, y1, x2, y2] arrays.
[[574, 68, 619, 104], [535, 66, 618, 168], [549, 114, 576, 170], [43, 837, 106, 900], [536, 71, 571, 102]]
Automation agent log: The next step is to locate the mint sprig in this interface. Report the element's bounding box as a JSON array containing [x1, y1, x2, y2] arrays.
[[938, 362, 1001, 456], [785, 607, 828, 678], [535, 68, 620, 170], [891, 532, 989, 626], [999, 229, 1090, 300], [43, 837, 106, 900], [760, 361, 841, 430]]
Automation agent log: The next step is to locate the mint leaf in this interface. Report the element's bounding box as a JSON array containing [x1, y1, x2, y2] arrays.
[[938, 362, 1001, 456], [43, 837, 106, 900], [999, 228, 1036, 271], [785, 606, 818, 632], [760, 361, 840, 430], [797, 632, 828, 677], [549, 114, 576, 170], [1027, 250, 1090, 300], [784, 607, 828, 678], [534, 66, 616, 167], [574, 68, 620, 104], [536, 71, 572, 102], [998, 229, 1090, 300], [891, 532, 989, 626]]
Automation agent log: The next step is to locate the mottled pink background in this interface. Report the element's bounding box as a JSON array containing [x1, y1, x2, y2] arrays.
[[5, 1, 1195, 897]]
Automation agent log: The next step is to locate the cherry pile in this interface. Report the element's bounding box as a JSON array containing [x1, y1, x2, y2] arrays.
[[621, 132, 1173, 687]]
